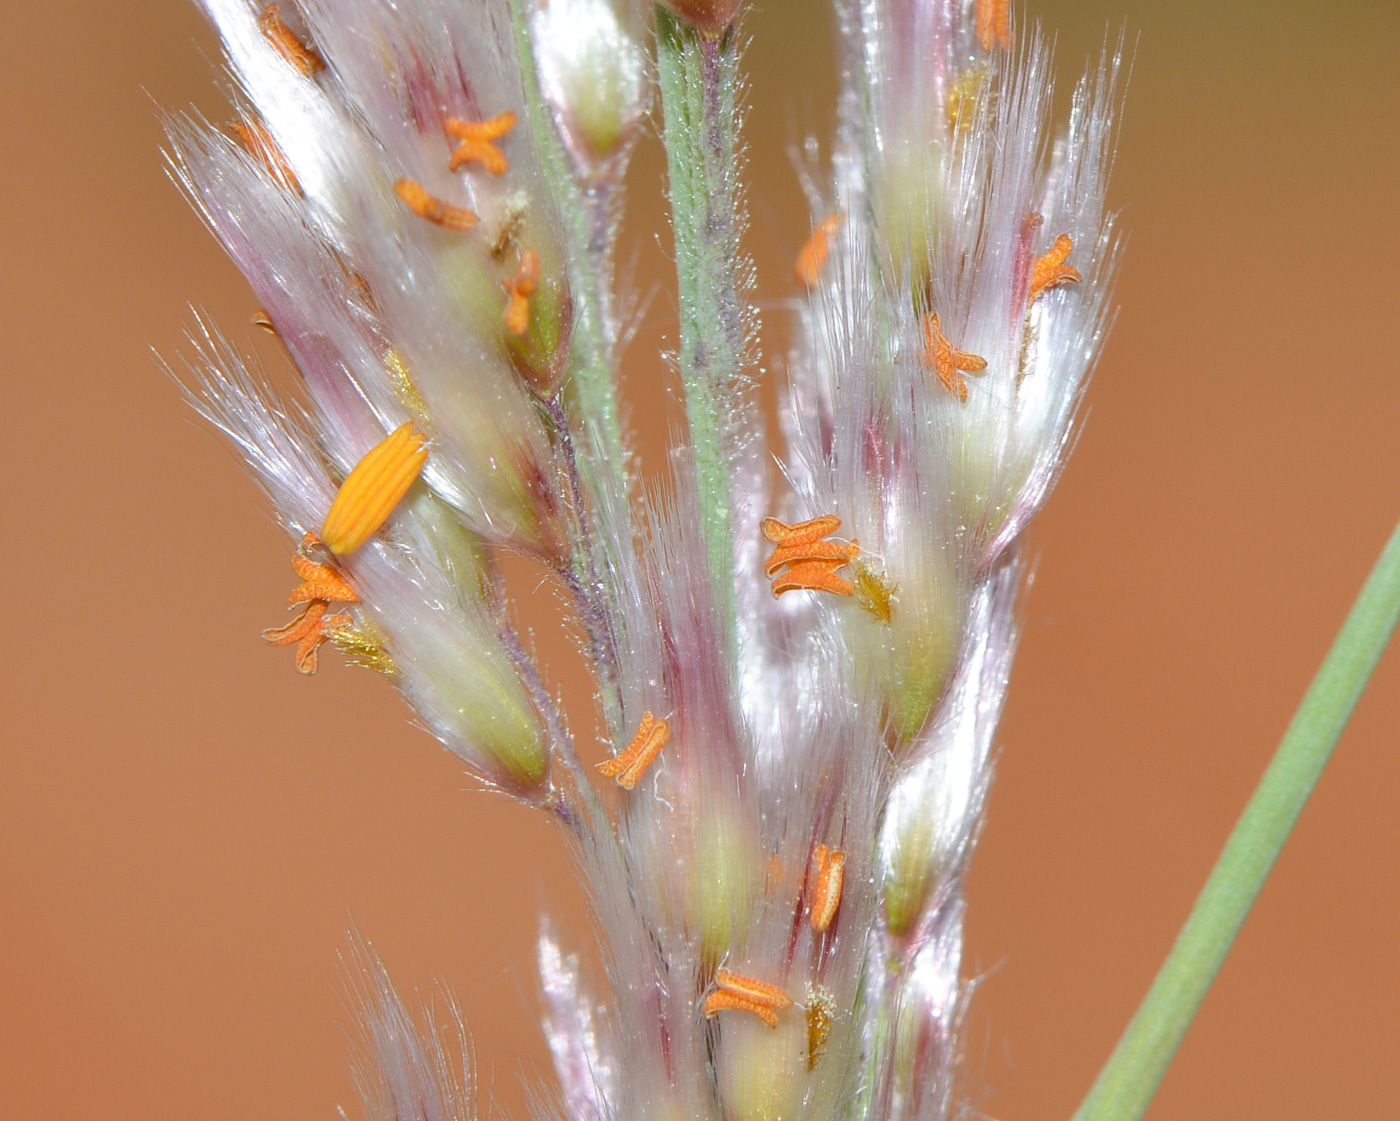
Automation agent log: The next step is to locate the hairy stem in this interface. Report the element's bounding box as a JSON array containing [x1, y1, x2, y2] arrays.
[[1072, 515, 1400, 1121], [656, 9, 752, 646]]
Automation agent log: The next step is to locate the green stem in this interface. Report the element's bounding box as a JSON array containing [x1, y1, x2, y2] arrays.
[[655, 9, 752, 645], [510, 0, 635, 736], [1072, 516, 1400, 1121]]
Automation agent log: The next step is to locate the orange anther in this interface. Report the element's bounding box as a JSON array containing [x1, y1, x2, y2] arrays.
[[503, 249, 540, 336], [262, 600, 351, 674], [762, 538, 859, 578], [761, 516, 857, 597], [251, 309, 278, 334], [259, 5, 324, 76], [446, 111, 516, 175], [771, 560, 854, 598], [321, 423, 429, 555], [794, 212, 840, 286], [288, 551, 359, 606], [715, 969, 794, 1011], [1028, 234, 1081, 304], [702, 991, 779, 1029], [975, 0, 1010, 52], [596, 711, 669, 790], [922, 312, 988, 403], [760, 515, 843, 548], [394, 179, 478, 231], [229, 116, 300, 193], [808, 845, 846, 932]]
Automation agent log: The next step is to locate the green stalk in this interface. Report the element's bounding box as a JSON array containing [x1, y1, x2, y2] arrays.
[[655, 9, 752, 644], [510, 0, 635, 736], [1072, 516, 1400, 1121]]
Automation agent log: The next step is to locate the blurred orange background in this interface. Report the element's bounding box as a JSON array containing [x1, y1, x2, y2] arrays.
[[2, 1, 1397, 1118]]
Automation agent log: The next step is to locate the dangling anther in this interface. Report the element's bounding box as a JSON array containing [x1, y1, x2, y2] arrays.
[[808, 844, 847, 932], [263, 600, 352, 674], [446, 111, 516, 175], [394, 179, 478, 231], [321, 423, 429, 555], [922, 313, 988, 403], [975, 0, 1010, 51], [251, 310, 278, 334], [259, 5, 325, 76], [503, 249, 540, 336], [794, 213, 840, 287], [1028, 234, 1081, 304], [229, 116, 301, 193], [760, 516, 857, 598], [702, 991, 779, 1029], [288, 548, 360, 606], [596, 711, 669, 790]]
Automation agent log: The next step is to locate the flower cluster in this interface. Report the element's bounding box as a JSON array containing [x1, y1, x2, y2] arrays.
[[166, 2, 1121, 1120]]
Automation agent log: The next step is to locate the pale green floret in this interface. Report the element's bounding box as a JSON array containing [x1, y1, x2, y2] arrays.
[[870, 135, 947, 281], [437, 650, 550, 791], [719, 1013, 808, 1121], [882, 794, 941, 938], [686, 808, 759, 964], [849, 548, 964, 747]]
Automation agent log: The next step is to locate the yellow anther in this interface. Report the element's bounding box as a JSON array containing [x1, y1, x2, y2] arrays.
[[714, 968, 794, 1011], [794, 212, 840, 287], [922, 312, 988, 403], [259, 5, 324, 76], [320, 423, 428, 555], [503, 249, 540, 336], [229, 116, 300, 193], [596, 711, 669, 790], [975, 0, 1010, 51], [394, 179, 478, 231], [446, 111, 516, 175], [1028, 234, 1081, 304], [702, 990, 779, 1029], [808, 844, 846, 932]]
